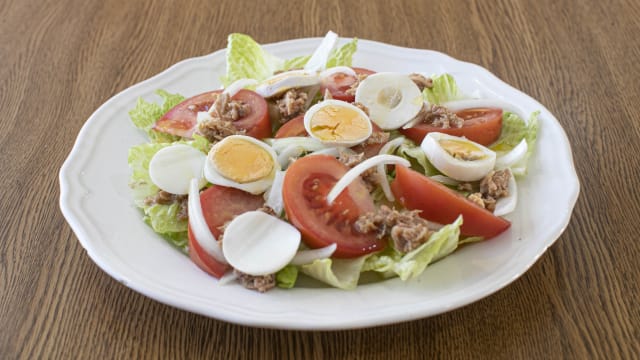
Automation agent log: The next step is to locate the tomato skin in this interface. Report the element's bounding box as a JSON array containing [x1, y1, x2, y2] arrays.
[[283, 155, 384, 258], [320, 67, 376, 103], [274, 115, 307, 138], [391, 165, 510, 239], [199, 185, 265, 238], [153, 89, 271, 139], [400, 108, 503, 146], [188, 224, 228, 278]]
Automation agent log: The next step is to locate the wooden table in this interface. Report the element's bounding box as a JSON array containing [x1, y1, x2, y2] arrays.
[[2, 0, 639, 358]]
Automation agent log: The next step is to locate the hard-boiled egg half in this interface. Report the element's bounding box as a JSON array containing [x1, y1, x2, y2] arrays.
[[204, 135, 280, 194], [355, 72, 423, 130], [148, 144, 207, 195], [303, 99, 372, 147], [254, 70, 320, 98], [421, 132, 496, 182]]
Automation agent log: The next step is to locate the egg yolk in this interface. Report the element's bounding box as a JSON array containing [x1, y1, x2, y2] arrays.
[[310, 105, 369, 141], [439, 139, 486, 161], [211, 139, 273, 183]]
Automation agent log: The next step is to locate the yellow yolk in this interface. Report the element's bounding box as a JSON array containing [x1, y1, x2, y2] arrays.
[[211, 139, 273, 183], [439, 139, 487, 161], [309, 105, 369, 141]]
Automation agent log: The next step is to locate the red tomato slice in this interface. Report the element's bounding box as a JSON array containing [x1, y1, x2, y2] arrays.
[[153, 89, 271, 139], [400, 108, 503, 146], [187, 185, 265, 278], [391, 165, 510, 239], [188, 224, 227, 278], [274, 115, 307, 138], [320, 67, 376, 103], [283, 155, 384, 258]]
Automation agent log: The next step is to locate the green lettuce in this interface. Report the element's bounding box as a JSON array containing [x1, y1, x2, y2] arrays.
[[222, 33, 285, 86], [491, 111, 540, 175], [223, 34, 359, 85], [300, 256, 369, 290], [395, 139, 441, 176], [276, 265, 299, 289], [128, 136, 210, 251], [363, 216, 463, 281], [129, 90, 185, 143], [423, 73, 461, 105]]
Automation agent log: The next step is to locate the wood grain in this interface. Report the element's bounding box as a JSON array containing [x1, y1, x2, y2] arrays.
[[1, 0, 639, 358]]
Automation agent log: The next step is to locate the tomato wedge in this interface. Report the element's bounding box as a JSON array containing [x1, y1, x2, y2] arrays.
[[187, 185, 265, 278], [400, 108, 503, 146], [391, 165, 510, 238], [274, 115, 307, 138], [283, 155, 384, 258], [320, 67, 376, 103], [153, 89, 271, 139]]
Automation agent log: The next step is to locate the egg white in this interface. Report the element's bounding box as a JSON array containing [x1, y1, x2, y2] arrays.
[[148, 144, 206, 195], [255, 70, 320, 98], [421, 132, 496, 182], [354, 72, 423, 130]]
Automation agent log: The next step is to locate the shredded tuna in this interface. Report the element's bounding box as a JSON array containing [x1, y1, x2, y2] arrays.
[[144, 191, 188, 220], [414, 104, 463, 129], [234, 270, 276, 293], [467, 192, 485, 208], [197, 93, 248, 142], [480, 169, 511, 199], [363, 131, 390, 146], [345, 73, 369, 96], [409, 73, 433, 91], [276, 89, 308, 122], [354, 205, 433, 253], [353, 101, 369, 116], [338, 151, 378, 191], [457, 182, 475, 192]]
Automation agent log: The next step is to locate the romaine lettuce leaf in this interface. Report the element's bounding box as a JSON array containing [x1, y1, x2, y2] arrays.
[[423, 73, 461, 105], [276, 265, 299, 289], [300, 256, 368, 290], [491, 111, 539, 175], [325, 38, 358, 68], [363, 216, 463, 281], [129, 90, 185, 143], [222, 33, 284, 87]]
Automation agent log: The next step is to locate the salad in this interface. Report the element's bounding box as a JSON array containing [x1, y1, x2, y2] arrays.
[[128, 32, 539, 292]]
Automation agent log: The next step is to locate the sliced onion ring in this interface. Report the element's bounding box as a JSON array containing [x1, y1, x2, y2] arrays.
[[222, 78, 258, 97], [327, 154, 410, 205], [376, 137, 406, 202], [188, 179, 226, 264], [290, 244, 337, 266]]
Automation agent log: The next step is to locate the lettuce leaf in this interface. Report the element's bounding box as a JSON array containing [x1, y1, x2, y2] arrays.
[[491, 111, 540, 175], [222, 33, 284, 87], [128, 137, 210, 251], [363, 216, 463, 281], [129, 90, 185, 143], [300, 256, 368, 290], [423, 73, 461, 105], [276, 265, 299, 289], [395, 139, 441, 176], [224, 34, 358, 84]]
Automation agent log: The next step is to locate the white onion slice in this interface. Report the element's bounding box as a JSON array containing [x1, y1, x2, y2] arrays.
[[290, 244, 337, 266], [222, 211, 301, 276], [222, 78, 258, 97], [217, 271, 238, 286], [264, 170, 286, 215], [494, 170, 518, 216], [188, 179, 226, 264], [276, 145, 306, 168], [495, 138, 528, 170], [309, 146, 344, 157], [430, 175, 460, 186], [327, 154, 410, 205], [376, 137, 406, 201], [304, 31, 339, 72], [267, 137, 326, 153], [319, 66, 356, 80]]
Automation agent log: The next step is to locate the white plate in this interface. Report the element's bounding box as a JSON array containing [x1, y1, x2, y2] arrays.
[[59, 37, 580, 330]]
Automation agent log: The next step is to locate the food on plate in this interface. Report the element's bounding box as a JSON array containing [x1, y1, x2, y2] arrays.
[[127, 31, 539, 292]]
